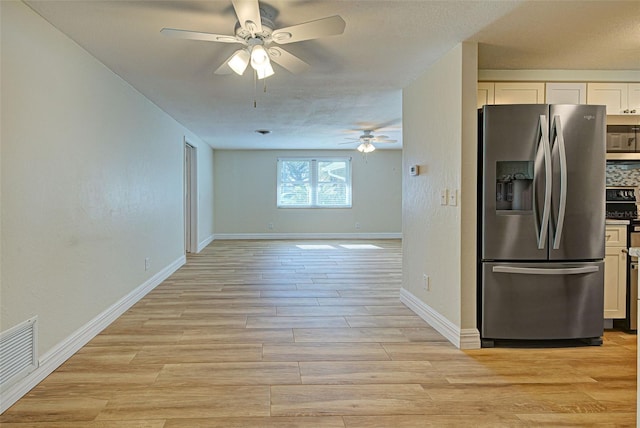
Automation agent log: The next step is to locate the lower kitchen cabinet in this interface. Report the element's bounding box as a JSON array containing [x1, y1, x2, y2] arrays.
[[604, 225, 627, 318]]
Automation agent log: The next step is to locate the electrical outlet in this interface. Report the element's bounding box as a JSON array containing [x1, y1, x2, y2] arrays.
[[448, 189, 457, 206], [267, 222, 274, 230], [423, 274, 430, 291], [440, 189, 448, 205], [144, 257, 151, 271], [355, 222, 361, 230]]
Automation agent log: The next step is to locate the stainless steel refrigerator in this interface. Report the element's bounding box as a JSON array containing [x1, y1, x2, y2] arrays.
[[478, 104, 606, 347]]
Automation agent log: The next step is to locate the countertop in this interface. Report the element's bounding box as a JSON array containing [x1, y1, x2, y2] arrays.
[[629, 247, 640, 257], [606, 219, 631, 225]]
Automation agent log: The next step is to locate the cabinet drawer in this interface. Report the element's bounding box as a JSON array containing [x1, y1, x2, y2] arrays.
[[606, 225, 628, 247]]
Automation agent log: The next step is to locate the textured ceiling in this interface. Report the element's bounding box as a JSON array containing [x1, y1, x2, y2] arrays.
[[24, 0, 640, 150]]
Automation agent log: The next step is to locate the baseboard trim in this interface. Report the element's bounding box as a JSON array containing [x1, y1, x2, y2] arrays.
[[197, 234, 215, 252], [213, 232, 402, 240], [0, 255, 186, 414], [400, 288, 480, 350]]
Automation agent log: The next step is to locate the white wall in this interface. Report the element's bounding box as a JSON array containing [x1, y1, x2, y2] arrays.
[[1, 0, 213, 375], [401, 42, 479, 348], [213, 150, 402, 237], [195, 140, 215, 249]]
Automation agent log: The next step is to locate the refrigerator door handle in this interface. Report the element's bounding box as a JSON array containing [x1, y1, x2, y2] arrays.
[[533, 115, 552, 250], [551, 115, 567, 250], [492, 265, 599, 275]]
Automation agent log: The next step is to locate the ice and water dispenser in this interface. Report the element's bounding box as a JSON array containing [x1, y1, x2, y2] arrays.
[[496, 161, 533, 212]]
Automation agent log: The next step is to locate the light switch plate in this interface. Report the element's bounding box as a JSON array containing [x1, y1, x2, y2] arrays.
[[440, 189, 448, 205], [448, 190, 457, 206]]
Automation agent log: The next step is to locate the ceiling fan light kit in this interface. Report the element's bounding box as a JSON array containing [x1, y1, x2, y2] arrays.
[[257, 61, 274, 79], [248, 43, 273, 79], [228, 49, 251, 75], [341, 129, 398, 153], [357, 142, 376, 153], [161, 0, 346, 82]]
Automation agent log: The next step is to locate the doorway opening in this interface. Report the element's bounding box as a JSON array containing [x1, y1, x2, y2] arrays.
[[184, 140, 198, 254]]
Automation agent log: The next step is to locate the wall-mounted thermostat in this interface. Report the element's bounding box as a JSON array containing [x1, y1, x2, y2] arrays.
[[409, 165, 419, 176]]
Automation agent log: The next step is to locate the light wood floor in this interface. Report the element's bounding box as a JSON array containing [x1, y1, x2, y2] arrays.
[[1, 239, 636, 427]]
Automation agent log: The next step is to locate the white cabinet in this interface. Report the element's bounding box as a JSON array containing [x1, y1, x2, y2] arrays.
[[545, 82, 587, 104], [631, 84, 640, 113], [604, 225, 627, 318], [587, 83, 640, 115], [494, 82, 545, 104], [477, 82, 495, 109]]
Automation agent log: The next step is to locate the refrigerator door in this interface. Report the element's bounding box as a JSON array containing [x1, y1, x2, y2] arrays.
[[481, 261, 604, 340], [548, 105, 606, 261], [481, 104, 550, 261]]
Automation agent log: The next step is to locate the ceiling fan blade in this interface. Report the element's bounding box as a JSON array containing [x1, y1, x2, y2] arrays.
[[373, 135, 390, 140], [271, 15, 346, 44], [373, 139, 398, 143], [267, 47, 310, 74], [232, 0, 263, 34], [161, 28, 240, 43]]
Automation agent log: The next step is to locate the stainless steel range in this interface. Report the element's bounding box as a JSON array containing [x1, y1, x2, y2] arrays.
[[606, 186, 639, 331], [606, 187, 638, 220]]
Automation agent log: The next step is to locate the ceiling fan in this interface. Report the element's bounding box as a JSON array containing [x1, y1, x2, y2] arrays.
[[341, 130, 398, 153], [161, 0, 346, 79]]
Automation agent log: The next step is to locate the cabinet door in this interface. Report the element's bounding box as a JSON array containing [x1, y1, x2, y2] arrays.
[[606, 225, 628, 246], [587, 83, 628, 114], [477, 82, 494, 109], [546, 82, 586, 104], [494, 82, 545, 104], [604, 245, 627, 318], [628, 83, 640, 114]]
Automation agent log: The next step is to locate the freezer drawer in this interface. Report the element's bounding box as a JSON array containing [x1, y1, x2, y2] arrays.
[[481, 261, 604, 341]]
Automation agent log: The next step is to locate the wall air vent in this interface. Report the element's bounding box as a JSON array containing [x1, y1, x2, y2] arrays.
[[0, 317, 38, 390]]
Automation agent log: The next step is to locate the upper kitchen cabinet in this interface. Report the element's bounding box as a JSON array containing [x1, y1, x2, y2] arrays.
[[587, 83, 640, 115], [477, 82, 495, 109], [494, 82, 545, 105], [546, 83, 587, 104]]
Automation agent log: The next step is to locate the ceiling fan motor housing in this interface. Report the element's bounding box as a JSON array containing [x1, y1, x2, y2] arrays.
[[235, 19, 274, 40], [234, 4, 277, 42]]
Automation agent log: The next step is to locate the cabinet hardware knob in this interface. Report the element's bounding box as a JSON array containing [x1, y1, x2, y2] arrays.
[[623, 109, 630, 113]]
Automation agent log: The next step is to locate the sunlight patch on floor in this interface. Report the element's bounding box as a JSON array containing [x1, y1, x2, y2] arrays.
[[296, 244, 336, 250]]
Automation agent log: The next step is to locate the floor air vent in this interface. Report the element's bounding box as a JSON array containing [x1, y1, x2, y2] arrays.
[[0, 317, 38, 390]]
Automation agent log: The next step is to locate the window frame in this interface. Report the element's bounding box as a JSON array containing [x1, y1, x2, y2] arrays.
[[277, 157, 352, 209]]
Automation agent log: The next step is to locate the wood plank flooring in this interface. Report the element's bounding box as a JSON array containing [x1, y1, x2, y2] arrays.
[[1, 239, 636, 427]]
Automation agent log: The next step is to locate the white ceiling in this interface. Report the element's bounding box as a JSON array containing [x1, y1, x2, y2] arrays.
[[25, 1, 640, 150]]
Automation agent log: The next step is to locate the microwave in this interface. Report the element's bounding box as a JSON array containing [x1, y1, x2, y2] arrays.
[[607, 125, 639, 153]]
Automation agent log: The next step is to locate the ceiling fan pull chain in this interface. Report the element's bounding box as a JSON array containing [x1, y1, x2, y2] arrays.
[[253, 69, 257, 108]]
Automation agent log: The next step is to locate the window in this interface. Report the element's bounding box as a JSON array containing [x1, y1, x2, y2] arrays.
[[277, 157, 352, 208]]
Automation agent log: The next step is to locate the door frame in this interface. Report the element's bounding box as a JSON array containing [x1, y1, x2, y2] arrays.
[[184, 139, 198, 254]]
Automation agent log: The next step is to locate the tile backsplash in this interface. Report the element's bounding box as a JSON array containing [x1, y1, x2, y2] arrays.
[[607, 162, 640, 187]]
